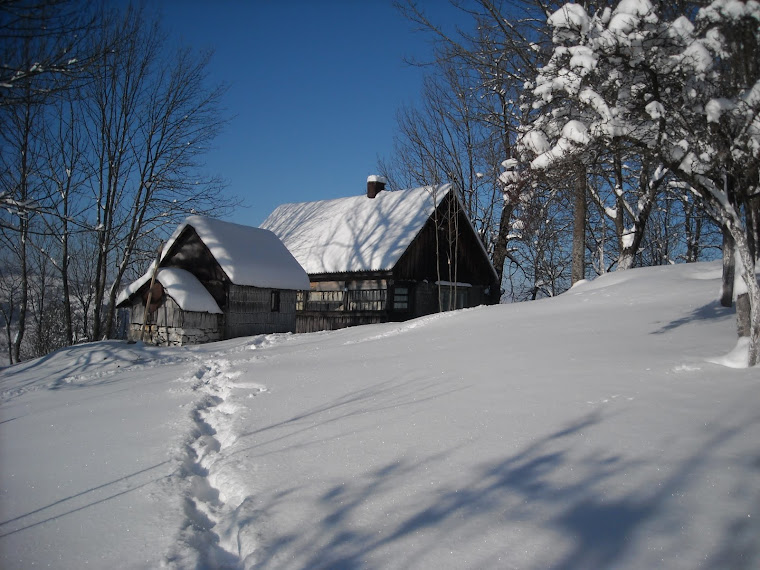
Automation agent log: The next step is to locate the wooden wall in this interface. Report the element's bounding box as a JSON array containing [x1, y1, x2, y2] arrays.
[[126, 285, 299, 344], [296, 311, 386, 334], [126, 297, 222, 345], [393, 193, 498, 296], [226, 285, 297, 338]]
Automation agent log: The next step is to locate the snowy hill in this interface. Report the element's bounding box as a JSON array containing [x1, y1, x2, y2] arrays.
[[1, 261, 758, 569]]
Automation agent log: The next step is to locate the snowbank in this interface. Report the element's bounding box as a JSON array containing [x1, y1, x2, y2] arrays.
[[2, 262, 758, 569]]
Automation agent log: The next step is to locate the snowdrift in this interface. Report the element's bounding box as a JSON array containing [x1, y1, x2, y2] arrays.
[[1, 261, 758, 569]]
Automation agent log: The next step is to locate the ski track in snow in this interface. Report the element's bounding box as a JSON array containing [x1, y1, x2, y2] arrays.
[[168, 356, 267, 569]]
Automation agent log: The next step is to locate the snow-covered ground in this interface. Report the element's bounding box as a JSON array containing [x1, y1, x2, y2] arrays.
[[1, 261, 758, 569]]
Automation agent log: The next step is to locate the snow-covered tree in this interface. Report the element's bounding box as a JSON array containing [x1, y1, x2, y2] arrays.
[[518, 1, 675, 273], [520, 0, 760, 364]]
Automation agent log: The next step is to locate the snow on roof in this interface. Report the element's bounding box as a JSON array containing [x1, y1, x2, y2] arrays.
[[259, 185, 452, 275], [116, 267, 222, 313], [117, 216, 309, 307], [155, 268, 222, 314], [162, 215, 310, 290], [117, 264, 152, 307]]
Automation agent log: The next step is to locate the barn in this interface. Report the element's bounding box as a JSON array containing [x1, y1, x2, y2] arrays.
[[116, 216, 309, 345], [260, 177, 500, 333]]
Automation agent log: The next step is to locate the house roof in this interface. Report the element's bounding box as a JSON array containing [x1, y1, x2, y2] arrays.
[[117, 216, 310, 307], [259, 184, 453, 275], [151, 268, 223, 313], [160, 216, 309, 290]]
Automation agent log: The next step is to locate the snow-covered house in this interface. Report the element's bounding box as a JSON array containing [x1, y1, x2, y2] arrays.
[[116, 216, 309, 345], [260, 177, 499, 333]]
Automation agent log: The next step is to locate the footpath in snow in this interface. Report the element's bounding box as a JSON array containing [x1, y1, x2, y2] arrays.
[[1, 261, 759, 569]]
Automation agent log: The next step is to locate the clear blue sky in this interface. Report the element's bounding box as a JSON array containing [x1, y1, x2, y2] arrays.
[[147, 0, 465, 226]]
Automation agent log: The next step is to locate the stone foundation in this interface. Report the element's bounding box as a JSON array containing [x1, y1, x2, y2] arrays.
[[127, 323, 222, 346]]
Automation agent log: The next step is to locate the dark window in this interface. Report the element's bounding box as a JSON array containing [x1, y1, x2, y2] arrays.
[[393, 286, 409, 311], [439, 286, 468, 311], [271, 290, 280, 312], [347, 289, 386, 311]]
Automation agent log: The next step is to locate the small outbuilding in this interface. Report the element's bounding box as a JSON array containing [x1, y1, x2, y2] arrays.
[[260, 177, 499, 333], [116, 215, 309, 345]]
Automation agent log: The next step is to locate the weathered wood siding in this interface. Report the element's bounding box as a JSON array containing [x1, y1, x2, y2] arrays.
[[295, 279, 390, 333], [296, 311, 386, 333], [292, 193, 498, 333], [225, 285, 297, 338], [126, 297, 222, 346], [393, 193, 498, 297]]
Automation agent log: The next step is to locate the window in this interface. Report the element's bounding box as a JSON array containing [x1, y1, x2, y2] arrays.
[[439, 285, 468, 311], [347, 289, 386, 311], [393, 286, 410, 311], [271, 290, 280, 312]]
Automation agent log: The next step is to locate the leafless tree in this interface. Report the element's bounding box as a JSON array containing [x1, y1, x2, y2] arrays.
[[81, 4, 234, 340], [1, 1, 236, 361]]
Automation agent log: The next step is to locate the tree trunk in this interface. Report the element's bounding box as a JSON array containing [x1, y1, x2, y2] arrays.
[[727, 222, 760, 366], [571, 162, 587, 284], [492, 201, 515, 288], [721, 226, 735, 308]]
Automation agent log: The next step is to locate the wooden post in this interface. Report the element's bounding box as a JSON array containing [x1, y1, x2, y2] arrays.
[[141, 244, 164, 344]]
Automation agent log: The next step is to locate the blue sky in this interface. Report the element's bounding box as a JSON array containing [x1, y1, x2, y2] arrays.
[[149, 0, 464, 226]]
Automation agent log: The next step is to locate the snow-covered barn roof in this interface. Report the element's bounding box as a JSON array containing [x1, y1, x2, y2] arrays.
[[158, 268, 223, 313], [160, 216, 309, 290], [117, 267, 221, 312], [117, 216, 309, 307], [259, 184, 453, 275]]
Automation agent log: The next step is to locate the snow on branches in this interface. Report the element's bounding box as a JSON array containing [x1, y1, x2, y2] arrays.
[[518, 0, 760, 363]]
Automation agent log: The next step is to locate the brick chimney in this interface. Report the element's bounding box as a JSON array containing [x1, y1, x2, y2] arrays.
[[366, 175, 387, 199]]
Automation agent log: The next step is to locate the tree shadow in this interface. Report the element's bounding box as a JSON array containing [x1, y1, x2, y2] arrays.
[[249, 407, 760, 569], [0, 461, 173, 539], [652, 300, 733, 335], [0, 340, 190, 403], [233, 376, 468, 460], [706, 452, 760, 570]]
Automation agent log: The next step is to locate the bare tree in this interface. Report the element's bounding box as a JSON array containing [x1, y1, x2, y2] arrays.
[[1, 1, 236, 361], [386, 0, 550, 288], [0, 253, 22, 363], [81, 4, 233, 339], [0, 0, 95, 109], [0, 73, 41, 362]]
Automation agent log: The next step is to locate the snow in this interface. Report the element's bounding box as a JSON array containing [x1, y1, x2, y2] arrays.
[[675, 41, 714, 75], [521, 129, 552, 155], [434, 280, 472, 288], [366, 175, 388, 184], [568, 45, 597, 73], [608, 0, 657, 34], [116, 262, 158, 306], [699, 0, 760, 23], [705, 98, 736, 123], [117, 217, 309, 307], [117, 266, 223, 314], [116, 262, 222, 314], [166, 216, 310, 291], [156, 267, 223, 314], [645, 100, 665, 119], [562, 119, 591, 145], [547, 3, 590, 35], [669, 15, 695, 40], [260, 185, 451, 275], [2, 262, 759, 569]]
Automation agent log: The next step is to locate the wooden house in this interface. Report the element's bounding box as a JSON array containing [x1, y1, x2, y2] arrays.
[[260, 177, 499, 333], [116, 216, 309, 345]]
